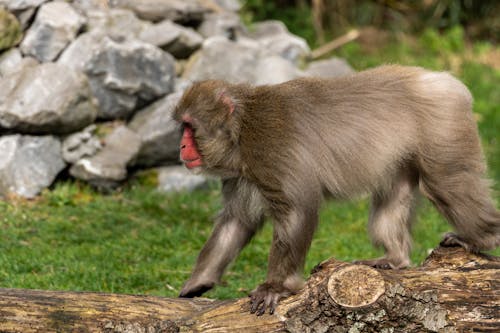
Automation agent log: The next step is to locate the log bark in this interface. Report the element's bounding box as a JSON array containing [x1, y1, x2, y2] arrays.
[[0, 246, 498, 332]]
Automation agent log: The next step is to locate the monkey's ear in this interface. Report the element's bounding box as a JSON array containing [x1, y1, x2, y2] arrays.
[[218, 91, 235, 114]]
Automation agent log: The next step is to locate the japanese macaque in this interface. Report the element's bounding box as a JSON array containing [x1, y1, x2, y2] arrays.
[[173, 65, 500, 315]]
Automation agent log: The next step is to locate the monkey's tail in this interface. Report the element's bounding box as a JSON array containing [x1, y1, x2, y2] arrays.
[[419, 167, 500, 251]]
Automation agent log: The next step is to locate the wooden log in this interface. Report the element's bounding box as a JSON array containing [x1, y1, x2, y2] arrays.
[[0, 246, 498, 332]]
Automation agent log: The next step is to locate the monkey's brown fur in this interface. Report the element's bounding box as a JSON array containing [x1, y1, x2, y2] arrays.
[[174, 65, 500, 315]]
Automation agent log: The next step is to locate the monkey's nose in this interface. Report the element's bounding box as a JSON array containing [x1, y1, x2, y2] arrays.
[[181, 144, 186, 149]]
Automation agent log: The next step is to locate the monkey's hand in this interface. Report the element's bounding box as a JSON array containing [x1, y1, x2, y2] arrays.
[[249, 282, 293, 316], [179, 279, 215, 298]]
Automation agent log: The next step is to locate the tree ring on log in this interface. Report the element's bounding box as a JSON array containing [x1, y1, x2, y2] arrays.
[[327, 264, 385, 308]]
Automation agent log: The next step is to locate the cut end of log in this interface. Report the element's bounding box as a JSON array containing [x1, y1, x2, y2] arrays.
[[327, 264, 385, 308]]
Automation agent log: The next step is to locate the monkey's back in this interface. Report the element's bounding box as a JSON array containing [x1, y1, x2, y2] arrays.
[[244, 65, 479, 199]]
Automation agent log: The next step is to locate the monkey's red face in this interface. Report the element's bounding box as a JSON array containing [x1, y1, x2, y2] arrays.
[[180, 121, 203, 169], [174, 80, 239, 174]]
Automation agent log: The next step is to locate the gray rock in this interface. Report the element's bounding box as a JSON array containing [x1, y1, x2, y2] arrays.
[[183, 37, 258, 83], [213, 0, 241, 12], [85, 8, 149, 39], [85, 37, 176, 119], [0, 63, 97, 134], [58, 31, 104, 72], [128, 91, 183, 168], [253, 54, 303, 85], [198, 12, 245, 39], [305, 57, 355, 78], [174, 77, 191, 92], [0, 0, 48, 11], [20, 1, 86, 62], [0, 0, 40, 30], [87, 79, 137, 120], [138, 20, 203, 58], [110, 0, 208, 23], [183, 36, 302, 85], [139, 20, 177, 48], [0, 0, 45, 29], [0, 135, 66, 198], [62, 124, 102, 164], [0, 0, 43, 27], [0, 48, 37, 76], [0, 48, 21, 76], [70, 125, 141, 190], [14, 6, 35, 29], [158, 166, 209, 193], [71, 0, 109, 13], [249, 20, 310, 64]]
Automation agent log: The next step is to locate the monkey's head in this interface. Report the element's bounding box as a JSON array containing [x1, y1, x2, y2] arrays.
[[173, 80, 242, 176]]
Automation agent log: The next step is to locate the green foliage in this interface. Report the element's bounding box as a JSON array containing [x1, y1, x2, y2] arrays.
[[461, 62, 500, 183], [0, 8, 22, 51], [242, 0, 317, 46], [241, 0, 499, 43], [420, 26, 465, 54]]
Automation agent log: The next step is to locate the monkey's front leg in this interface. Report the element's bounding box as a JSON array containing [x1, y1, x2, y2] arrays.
[[250, 208, 318, 315], [179, 214, 261, 298]]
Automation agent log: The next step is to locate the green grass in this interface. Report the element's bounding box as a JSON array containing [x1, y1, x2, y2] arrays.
[[0, 28, 499, 300], [0, 181, 221, 297]]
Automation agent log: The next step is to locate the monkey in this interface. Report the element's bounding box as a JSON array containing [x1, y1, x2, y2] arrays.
[[173, 65, 500, 316]]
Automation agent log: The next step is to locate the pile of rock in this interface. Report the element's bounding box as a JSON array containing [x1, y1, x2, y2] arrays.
[[0, 0, 354, 198]]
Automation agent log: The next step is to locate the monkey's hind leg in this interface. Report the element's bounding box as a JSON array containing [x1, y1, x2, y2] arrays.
[[420, 170, 500, 253], [355, 169, 418, 269]]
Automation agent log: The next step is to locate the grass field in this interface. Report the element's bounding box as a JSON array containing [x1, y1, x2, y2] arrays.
[[1, 28, 498, 300]]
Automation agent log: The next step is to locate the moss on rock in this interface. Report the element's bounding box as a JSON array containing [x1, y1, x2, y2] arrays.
[[0, 8, 22, 51]]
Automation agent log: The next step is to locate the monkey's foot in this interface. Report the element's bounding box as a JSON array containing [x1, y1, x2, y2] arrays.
[[179, 281, 215, 298], [249, 282, 293, 316], [353, 257, 408, 270], [440, 232, 477, 252]]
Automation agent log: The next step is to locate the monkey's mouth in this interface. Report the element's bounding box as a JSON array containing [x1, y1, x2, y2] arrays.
[[180, 123, 203, 169], [184, 158, 203, 169]]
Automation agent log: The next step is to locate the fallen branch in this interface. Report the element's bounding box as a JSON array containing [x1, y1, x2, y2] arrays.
[[0, 246, 498, 332], [311, 30, 360, 59]]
